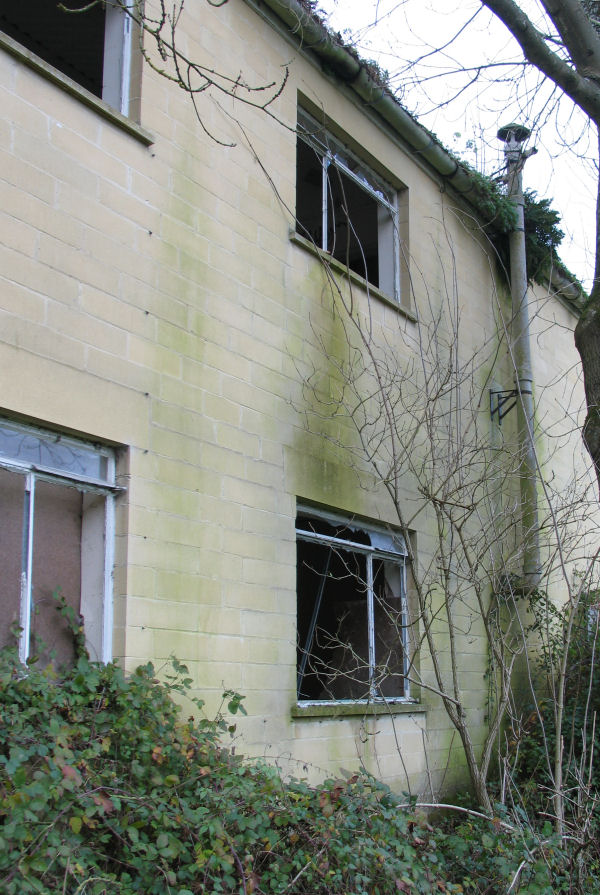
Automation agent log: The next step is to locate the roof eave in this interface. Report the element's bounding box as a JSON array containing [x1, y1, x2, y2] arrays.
[[254, 0, 493, 207]]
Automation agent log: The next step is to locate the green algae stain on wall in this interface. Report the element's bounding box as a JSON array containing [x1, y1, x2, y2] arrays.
[[285, 267, 372, 514]]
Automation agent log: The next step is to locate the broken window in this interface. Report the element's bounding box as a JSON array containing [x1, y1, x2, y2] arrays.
[[296, 110, 399, 298], [0, 419, 119, 664], [296, 507, 409, 703], [0, 0, 134, 114]]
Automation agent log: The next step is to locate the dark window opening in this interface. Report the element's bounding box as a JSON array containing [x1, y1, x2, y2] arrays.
[[296, 511, 408, 702], [296, 138, 324, 249], [328, 163, 380, 286], [1, 0, 106, 97], [295, 118, 398, 297]]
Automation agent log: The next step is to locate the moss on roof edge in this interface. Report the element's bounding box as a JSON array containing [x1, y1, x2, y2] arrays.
[[254, 0, 585, 309], [256, 3, 506, 209]]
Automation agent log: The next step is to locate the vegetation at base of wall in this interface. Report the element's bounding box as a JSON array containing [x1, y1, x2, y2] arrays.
[[510, 591, 600, 840], [0, 642, 596, 895], [0, 647, 451, 895]]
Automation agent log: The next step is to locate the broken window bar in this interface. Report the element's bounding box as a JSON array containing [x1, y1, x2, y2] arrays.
[[366, 553, 376, 700]]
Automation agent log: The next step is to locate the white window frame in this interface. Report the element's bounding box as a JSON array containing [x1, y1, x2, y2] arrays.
[[103, 0, 134, 116], [0, 419, 121, 663], [296, 506, 410, 704], [296, 109, 401, 301]]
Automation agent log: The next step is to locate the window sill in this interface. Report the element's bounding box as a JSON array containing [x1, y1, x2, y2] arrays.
[[292, 700, 426, 719], [0, 32, 154, 146], [290, 231, 416, 322]]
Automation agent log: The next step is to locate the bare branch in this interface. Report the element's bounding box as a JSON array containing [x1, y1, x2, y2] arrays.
[[480, 0, 600, 122], [540, 0, 600, 80]]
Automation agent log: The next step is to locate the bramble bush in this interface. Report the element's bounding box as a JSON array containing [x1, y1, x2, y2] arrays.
[[0, 606, 594, 894], [0, 644, 458, 895]]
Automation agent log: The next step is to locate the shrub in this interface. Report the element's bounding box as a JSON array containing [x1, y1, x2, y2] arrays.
[[436, 814, 587, 894], [1, 598, 596, 895], [514, 593, 600, 817], [0, 646, 456, 894]]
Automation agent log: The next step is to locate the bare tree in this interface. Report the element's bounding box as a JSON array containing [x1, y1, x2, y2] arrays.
[[470, 1, 600, 497], [126, 0, 600, 833], [296, 197, 599, 823], [65, 0, 600, 848], [321, 0, 600, 494]]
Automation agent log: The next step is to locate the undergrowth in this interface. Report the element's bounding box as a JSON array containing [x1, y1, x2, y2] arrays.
[[0, 647, 456, 895], [0, 603, 596, 894], [509, 591, 600, 878]]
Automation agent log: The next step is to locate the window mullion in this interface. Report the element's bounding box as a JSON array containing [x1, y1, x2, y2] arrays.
[[401, 561, 410, 699], [322, 156, 330, 253], [367, 555, 376, 700], [392, 197, 401, 301], [102, 493, 115, 663], [19, 472, 35, 663], [120, 1, 133, 116]]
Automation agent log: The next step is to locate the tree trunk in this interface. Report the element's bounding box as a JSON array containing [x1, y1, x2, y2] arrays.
[[574, 134, 600, 497], [575, 292, 600, 496]]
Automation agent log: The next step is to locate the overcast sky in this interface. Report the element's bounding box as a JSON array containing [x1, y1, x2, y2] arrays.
[[318, 0, 596, 290]]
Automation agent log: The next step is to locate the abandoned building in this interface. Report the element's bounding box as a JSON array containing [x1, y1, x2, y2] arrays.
[[0, 0, 590, 797]]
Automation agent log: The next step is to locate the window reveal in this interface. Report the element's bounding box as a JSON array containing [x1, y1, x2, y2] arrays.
[[0, 0, 134, 114], [0, 419, 119, 664], [296, 510, 409, 702], [295, 111, 400, 298]]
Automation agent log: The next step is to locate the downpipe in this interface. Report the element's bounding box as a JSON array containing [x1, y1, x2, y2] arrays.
[[498, 124, 541, 590]]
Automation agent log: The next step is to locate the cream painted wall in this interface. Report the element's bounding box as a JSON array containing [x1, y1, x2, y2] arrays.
[[0, 0, 590, 797]]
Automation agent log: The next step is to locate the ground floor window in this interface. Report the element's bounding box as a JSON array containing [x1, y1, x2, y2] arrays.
[[296, 506, 410, 702], [0, 419, 118, 664]]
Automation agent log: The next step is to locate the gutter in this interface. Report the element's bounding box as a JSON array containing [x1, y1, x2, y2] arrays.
[[252, 0, 585, 313], [253, 0, 492, 206], [548, 268, 586, 314]]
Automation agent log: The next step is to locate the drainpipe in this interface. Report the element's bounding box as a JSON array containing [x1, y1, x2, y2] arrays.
[[497, 123, 541, 589]]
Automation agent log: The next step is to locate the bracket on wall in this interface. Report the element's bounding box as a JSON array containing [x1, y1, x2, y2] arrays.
[[490, 388, 531, 424]]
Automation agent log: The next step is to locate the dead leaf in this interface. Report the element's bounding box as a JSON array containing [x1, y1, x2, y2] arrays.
[[60, 764, 82, 786], [151, 745, 164, 764], [92, 790, 115, 814]]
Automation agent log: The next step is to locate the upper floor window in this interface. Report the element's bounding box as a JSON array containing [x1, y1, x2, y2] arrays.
[[0, 0, 134, 115], [296, 109, 400, 300], [0, 419, 120, 665], [296, 506, 410, 703]]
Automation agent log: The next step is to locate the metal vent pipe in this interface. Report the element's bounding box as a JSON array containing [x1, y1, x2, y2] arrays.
[[497, 123, 541, 588]]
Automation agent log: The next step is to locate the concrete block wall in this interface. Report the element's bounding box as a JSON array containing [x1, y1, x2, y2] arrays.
[[0, 0, 588, 796]]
